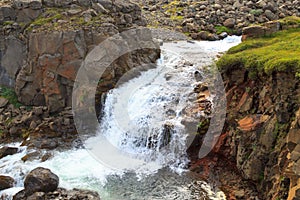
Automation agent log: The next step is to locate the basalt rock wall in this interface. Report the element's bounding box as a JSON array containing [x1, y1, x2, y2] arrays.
[[0, 0, 160, 112]]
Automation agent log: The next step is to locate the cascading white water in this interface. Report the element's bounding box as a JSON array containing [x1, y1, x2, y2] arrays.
[[94, 51, 193, 171], [0, 36, 241, 200]]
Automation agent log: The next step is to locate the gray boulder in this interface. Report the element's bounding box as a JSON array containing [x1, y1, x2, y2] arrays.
[[24, 167, 59, 196]]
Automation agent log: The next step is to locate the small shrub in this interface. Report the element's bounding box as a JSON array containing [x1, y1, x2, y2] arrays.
[[250, 9, 263, 16], [0, 86, 22, 108]]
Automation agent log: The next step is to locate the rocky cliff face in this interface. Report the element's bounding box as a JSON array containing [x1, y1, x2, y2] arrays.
[[0, 0, 160, 112], [181, 18, 300, 199], [218, 69, 300, 199]]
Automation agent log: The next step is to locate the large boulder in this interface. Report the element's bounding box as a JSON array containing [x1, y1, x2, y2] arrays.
[[242, 25, 267, 40], [24, 167, 59, 196], [0, 146, 18, 159], [0, 175, 14, 190]]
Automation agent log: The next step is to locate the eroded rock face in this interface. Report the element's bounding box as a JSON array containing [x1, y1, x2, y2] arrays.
[[0, 36, 26, 87], [15, 30, 87, 111], [14, 28, 159, 113], [0, 0, 160, 112], [219, 70, 300, 199], [285, 109, 300, 200]]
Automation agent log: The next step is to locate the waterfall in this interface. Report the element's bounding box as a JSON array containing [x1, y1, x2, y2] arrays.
[[0, 36, 241, 200]]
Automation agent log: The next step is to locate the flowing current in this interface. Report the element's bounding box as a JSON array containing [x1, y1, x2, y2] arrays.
[[0, 36, 241, 200]]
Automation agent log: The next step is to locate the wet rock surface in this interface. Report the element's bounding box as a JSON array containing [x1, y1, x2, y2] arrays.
[[0, 175, 14, 190], [13, 167, 100, 200], [23, 167, 59, 196], [0, 146, 18, 159]]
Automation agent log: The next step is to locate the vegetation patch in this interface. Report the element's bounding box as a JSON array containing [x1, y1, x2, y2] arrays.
[[162, 0, 185, 22], [217, 27, 300, 79], [26, 8, 105, 32], [0, 86, 22, 108], [215, 25, 233, 34], [279, 16, 300, 27], [249, 9, 263, 16], [31, 8, 62, 26]]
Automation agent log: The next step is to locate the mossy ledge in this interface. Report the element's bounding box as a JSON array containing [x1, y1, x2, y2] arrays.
[[217, 27, 300, 79]]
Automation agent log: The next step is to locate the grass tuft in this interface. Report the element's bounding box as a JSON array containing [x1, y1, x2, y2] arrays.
[[215, 25, 233, 35], [0, 86, 23, 108]]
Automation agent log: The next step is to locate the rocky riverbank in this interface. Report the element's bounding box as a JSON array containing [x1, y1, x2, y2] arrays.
[[133, 0, 300, 40]]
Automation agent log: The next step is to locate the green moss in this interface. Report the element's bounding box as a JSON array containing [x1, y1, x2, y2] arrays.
[[215, 25, 233, 34], [162, 0, 181, 9], [259, 171, 265, 183], [22, 129, 30, 139], [27, 7, 104, 31], [197, 118, 210, 135], [162, 0, 185, 22], [250, 9, 263, 16], [0, 86, 22, 108], [279, 16, 300, 27], [3, 21, 14, 26], [31, 13, 62, 26], [217, 28, 300, 78], [170, 15, 184, 21]]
